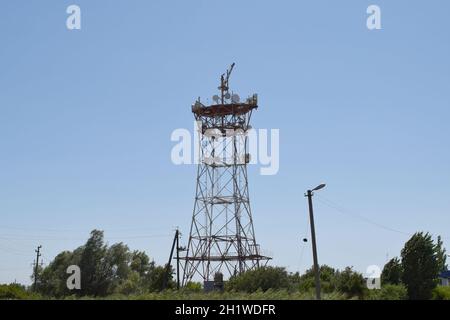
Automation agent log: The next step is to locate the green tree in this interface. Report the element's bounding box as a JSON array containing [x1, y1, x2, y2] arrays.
[[116, 271, 142, 295], [38, 250, 80, 297], [130, 250, 154, 275], [33, 230, 177, 297], [149, 265, 174, 291], [335, 267, 365, 299], [381, 257, 403, 285], [129, 250, 159, 290], [79, 230, 109, 296], [226, 267, 290, 293], [401, 232, 441, 300], [105, 242, 132, 292], [299, 265, 337, 293], [435, 236, 447, 272], [116, 250, 168, 294]]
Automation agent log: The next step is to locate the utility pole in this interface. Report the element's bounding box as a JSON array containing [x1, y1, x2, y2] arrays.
[[176, 230, 180, 290], [33, 245, 42, 291], [305, 184, 326, 300], [163, 228, 187, 290], [163, 229, 179, 290], [175, 229, 186, 290]]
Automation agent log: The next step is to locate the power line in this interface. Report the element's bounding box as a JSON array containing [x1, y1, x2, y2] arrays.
[[0, 266, 31, 271], [0, 234, 172, 241], [0, 225, 169, 233], [316, 195, 411, 236], [316, 195, 450, 239], [298, 209, 310, 271], [0, 245, 30, 256]]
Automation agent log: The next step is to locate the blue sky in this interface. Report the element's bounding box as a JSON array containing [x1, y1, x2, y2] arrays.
[[0, 0, 449, 284]]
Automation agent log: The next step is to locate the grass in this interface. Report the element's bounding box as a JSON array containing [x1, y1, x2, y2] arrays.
[[60, 289, 347, 300]]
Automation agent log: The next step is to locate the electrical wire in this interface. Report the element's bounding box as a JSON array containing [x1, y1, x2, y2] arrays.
[[0, 225, 167, 233], [0, 244, 30, 257], [0, 234, 172, 241], [298, 211, 310, 271], [316, 194, 449, 239]]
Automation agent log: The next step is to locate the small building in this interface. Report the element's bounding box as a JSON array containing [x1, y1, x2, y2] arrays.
[[439, 271, 450, 286]]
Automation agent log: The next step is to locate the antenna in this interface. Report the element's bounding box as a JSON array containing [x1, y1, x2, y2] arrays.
[[225, 63, 235, 87], [219, 63, 236, 103], [185, 64, 269, 287]]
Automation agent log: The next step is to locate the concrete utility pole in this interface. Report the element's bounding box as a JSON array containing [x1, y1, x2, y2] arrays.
[[33, 245, 42, 291], [175, 229, 186, 290], [176, 230, 181, 290], [163, 230, 178, 290], [305, 184, 326, 300]]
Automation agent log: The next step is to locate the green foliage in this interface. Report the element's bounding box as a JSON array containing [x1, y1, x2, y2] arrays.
[[36, 229, 173, 297], [0, 284, 40, 300], [183, 281, 202, 292], [148, 265, 174, 292], [297, 265, 366, 299], [435, 236, 448, 271], [401, 232, 441, 300], [366, 284, 408, 300], [432, 286, 450, 300], [116, 271, 142, 295], [62, 289, 346, 300], [22, 228, 446, 300], [79, 230, 109, 296], [226, 267, 290, 293], [38, 250, 81, 297], [381, 257, 403, 285], [298, 265, 337, 293], [335, 267, 366, 299]]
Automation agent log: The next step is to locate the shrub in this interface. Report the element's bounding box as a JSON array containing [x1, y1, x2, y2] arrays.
[[0, 284, 40, 300], [365, 284, 408, 300], [335, 267, 366, 299], [183, 282, 202, 292], [226, 267, 290, 293], [298, 265, 337, 294], [432, 286, 450, 300]]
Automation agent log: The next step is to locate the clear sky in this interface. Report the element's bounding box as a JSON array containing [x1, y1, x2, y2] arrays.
[[1, 0, 449, 285]]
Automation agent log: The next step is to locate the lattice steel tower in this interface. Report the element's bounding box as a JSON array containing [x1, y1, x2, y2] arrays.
[[182, 64, 270, 285]]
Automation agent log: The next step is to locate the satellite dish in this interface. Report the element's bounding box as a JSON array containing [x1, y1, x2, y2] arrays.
[[231, 94, 240, 103], [224, 92, 231, 100], [212, 95, 219, 103]]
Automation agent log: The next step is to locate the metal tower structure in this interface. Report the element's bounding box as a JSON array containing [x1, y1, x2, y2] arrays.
[[182, 63, 270, 285]]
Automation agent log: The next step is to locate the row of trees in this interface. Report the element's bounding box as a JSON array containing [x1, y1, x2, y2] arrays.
[[26, 230, 447, 299], [35, 230, 173, 297], [226, 232, 448, 300], [227, 265, 370, 299]]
